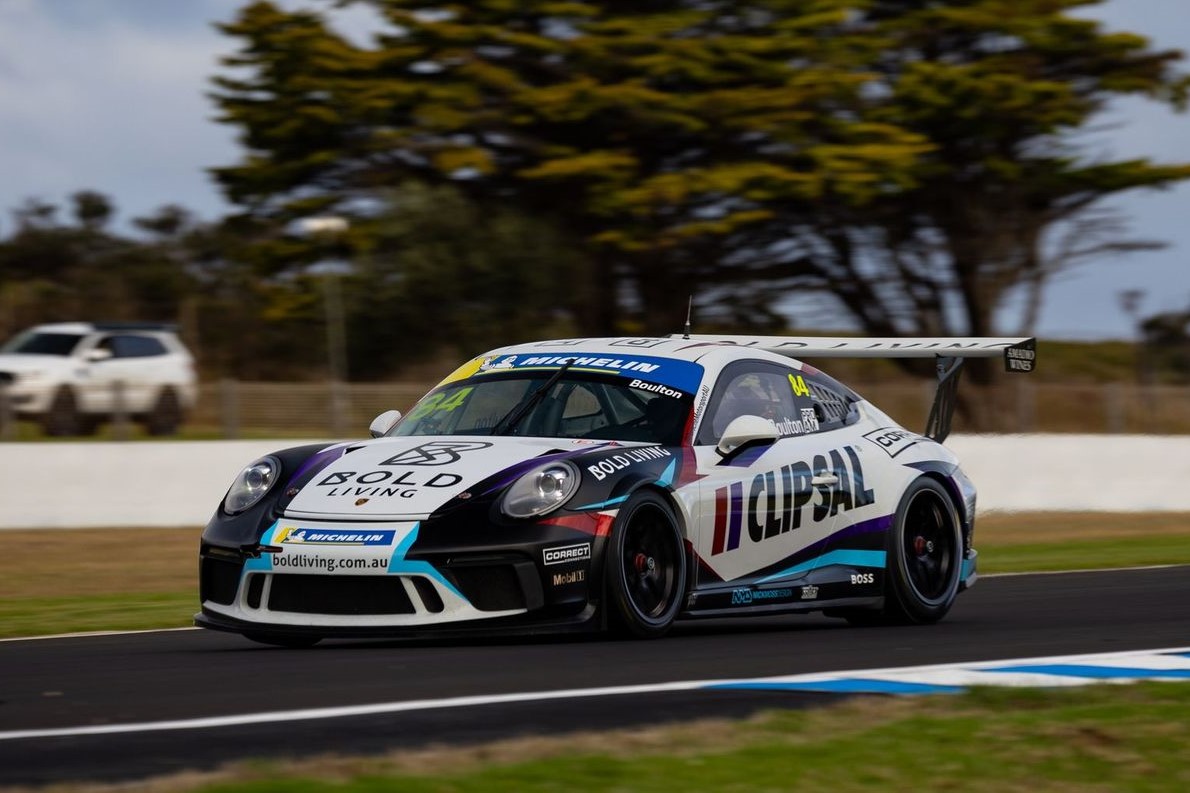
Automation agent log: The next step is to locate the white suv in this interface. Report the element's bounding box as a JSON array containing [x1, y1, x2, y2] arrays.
[[0, 322, 197, 436]]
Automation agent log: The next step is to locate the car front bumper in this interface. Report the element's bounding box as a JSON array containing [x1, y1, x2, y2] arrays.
[[197, 515, 606, 637]]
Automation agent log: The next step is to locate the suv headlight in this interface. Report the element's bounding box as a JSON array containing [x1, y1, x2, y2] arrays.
[[223, 456, 281, 515], [501, 460, 580, 519]]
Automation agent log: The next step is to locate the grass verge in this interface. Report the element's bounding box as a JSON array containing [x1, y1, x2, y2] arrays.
[[15, 683, 1190, 793], [0, 513, 1187, 639]]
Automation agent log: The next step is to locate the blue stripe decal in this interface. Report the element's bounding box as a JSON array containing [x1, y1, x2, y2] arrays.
[[960, 557, 975, 580], [571, 495, 629, 511], [656, 459, 677, 488], [709, 679, 964, 695], [388, 523, 466, 601], [757, 550, 887, 584], [986, 664, 1190, 680], [242, 520, 279, 573]]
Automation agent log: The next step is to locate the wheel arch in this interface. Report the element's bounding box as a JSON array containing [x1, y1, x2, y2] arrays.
[[903, 465, 972, 550]]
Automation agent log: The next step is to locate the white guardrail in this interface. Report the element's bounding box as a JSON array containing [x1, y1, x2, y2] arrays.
[[1, 435, 1188, 529]]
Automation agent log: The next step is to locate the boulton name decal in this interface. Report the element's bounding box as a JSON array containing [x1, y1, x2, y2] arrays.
[[711, 446, 875, 556], [628, 379, 683, 398]]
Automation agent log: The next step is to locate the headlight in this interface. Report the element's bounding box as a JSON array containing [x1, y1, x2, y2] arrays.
[[501, 460, 580, 519], [223, 456, 281, 515]]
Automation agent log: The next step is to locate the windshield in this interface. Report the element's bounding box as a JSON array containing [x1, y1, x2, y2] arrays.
[[393, 372, 693, 445], [0, 331, 84, 356]]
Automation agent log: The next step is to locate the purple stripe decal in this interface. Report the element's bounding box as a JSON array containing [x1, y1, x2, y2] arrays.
[[285, 444, 346, 487], [727, 481, 744, 551]]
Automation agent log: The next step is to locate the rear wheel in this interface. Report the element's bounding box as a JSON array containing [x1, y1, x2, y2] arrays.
[[42, 387, 81, 436], [834, 477, 962, 626], [144, 388, 182, 436], [605, 491, 687, 638]]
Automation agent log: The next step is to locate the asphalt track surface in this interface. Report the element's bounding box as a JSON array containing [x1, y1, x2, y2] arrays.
[[2, 566, 1188, 786]]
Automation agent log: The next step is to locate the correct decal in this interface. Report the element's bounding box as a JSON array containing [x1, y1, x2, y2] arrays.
[[543, 543, 592, 566], [862, 428, 922, 458]]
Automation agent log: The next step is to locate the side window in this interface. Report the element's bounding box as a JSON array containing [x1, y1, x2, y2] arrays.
[[698, 361, 820, 444], [103, 335, 167, 358], [804, 372, 860, 432]]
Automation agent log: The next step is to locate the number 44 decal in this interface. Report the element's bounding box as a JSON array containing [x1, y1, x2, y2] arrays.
[[788, 374, 810, 398]]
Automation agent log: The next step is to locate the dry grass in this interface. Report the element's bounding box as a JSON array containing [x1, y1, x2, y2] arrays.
[[0, 528, 200, 599], [975, 511, 1190, 545], [2, 514, 1189, 600]]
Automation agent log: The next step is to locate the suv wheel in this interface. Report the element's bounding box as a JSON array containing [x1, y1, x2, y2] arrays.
[[43, 387, 81, 436], [144, 388, 182, 436]]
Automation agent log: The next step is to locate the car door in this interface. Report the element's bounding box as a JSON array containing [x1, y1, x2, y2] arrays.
[[692, 360, 867, 590], [80, 334, 164, 413]]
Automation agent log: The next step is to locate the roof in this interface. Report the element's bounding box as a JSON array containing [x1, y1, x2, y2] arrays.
[[28, 322, 178, 335]]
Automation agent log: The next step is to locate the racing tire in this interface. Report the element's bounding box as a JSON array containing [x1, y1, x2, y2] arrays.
[[605, 490, 687, 639], [832, 477, 963, 626], [144, 388, 182, 436], [42, 387, 81, 436], [244, 632, 322, 648]]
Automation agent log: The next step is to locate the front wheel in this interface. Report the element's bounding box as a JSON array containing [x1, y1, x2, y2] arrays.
[[43, 387, 81, 436], [605, 491, 687, 639]]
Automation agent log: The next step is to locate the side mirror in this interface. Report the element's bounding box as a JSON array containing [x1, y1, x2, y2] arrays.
[[369, 409, 402, 438], [84, 348, 112, 363], [717, 415, 779, 457]]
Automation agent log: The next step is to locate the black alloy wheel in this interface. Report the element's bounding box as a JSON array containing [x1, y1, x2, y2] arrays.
[[606, 490, 688, 638], [885, 477, 963, 623], [831, 477, 962, 627]]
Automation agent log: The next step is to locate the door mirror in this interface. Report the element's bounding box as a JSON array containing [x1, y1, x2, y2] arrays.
[[84, 348, 112, 363], [369, 409, 402, 438], [717, 414, 779, 457]]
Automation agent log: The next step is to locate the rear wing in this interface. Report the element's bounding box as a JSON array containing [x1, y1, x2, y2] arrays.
[[672, 334, 1036, 442]]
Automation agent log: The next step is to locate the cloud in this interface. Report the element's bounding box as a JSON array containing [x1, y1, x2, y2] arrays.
[[0, 0, 241, 229]]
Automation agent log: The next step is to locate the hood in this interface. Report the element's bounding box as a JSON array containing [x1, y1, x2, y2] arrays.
[[282, 436, 597, 519]]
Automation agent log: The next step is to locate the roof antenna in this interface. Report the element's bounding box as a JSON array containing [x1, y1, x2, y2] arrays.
[[682, 295, 693, 340]]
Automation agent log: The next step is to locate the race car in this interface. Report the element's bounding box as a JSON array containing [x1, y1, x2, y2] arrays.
[[196, 334, 1036, 646]]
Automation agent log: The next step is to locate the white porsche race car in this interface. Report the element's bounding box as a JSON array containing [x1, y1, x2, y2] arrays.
[[196, 334, 1035, 646]]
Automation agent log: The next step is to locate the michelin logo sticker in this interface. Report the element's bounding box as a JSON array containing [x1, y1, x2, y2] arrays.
[[276, 528, 397, 546]]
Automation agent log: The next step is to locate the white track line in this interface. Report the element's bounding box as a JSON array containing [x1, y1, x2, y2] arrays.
[[0, 627, 198, 644], [2, 645, 1189, 742], [983, 563, 1189, 578]]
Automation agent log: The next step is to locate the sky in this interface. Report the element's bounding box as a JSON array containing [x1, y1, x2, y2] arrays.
[[0, 0, 1187, 341]]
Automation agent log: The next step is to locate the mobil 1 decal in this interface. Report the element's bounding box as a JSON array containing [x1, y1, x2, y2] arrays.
[[711, 446, 874, 556]]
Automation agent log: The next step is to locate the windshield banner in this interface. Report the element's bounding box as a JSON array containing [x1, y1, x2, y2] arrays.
[[441, 352, 704, 395]]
